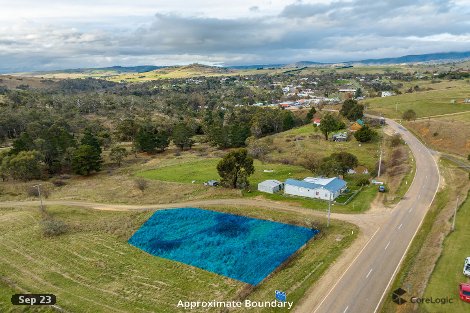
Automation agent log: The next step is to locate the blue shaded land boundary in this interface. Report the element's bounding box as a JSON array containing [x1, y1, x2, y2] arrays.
[[128, 208, 318, 285]]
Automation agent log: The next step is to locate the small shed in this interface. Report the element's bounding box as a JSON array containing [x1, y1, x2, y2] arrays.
[[258, 180, 284, 194]]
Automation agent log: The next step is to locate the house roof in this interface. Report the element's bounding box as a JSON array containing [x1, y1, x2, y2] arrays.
[[258, 180, 283, 188], [323, 178, 347, 192], [285, 179, 318, 189], [285, 177, 346, 192]]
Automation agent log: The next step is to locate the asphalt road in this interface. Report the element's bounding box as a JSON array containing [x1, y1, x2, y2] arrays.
[[309, 118, 440, 313]]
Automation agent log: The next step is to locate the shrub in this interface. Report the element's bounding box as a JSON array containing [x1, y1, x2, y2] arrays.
[[402, 109, 417, 121], [27, 186, 50, 198], [52, 179, 67, 187], [135, 178, 148, 191], [355, 176, 370, 187], [42, 218, 68, 237], [354, 126, 377, 142], [390, 134, 402, 147]]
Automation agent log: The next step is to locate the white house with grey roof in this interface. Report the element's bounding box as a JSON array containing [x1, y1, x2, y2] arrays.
[[284, 177, 347, 200], [258, 180, 284, 194]]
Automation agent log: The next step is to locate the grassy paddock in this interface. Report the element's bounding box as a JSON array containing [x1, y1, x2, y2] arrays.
[[0, 205, 357, 313], [137, 158, 312, 185], [404, 111, 470, 157], [364, 80, 470, 119]]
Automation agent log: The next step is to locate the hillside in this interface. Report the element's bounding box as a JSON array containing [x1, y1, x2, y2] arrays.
[[110, 63, 237, 82]]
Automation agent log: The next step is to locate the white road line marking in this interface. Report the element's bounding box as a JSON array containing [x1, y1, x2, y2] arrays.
[[343, 306, 349, 313], [398, 223, 403, 230], [366, 268, 373, 279], [385, 241, 390, 250], [313, 227, 381, 313]]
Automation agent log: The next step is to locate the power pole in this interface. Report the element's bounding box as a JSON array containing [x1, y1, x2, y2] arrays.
[[377, 121, 385, 178], [378, 148, 383, 178], [327, 193, 332, 227], [33, 184, 44, 212], [452, 196, 459, 231]]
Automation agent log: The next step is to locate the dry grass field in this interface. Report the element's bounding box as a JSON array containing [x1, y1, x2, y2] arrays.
[[0, 205, 357, 313], [364, 80, 470, 119], [405, 111, 470, 157]]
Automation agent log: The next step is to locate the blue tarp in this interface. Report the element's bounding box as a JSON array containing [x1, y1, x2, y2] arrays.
[[128, 208, 318, 285]]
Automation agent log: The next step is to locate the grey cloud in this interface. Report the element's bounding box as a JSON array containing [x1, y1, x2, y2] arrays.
[[0, 0, 469, 72]]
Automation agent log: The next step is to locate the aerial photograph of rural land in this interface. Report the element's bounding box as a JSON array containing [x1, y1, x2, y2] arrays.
[[1, 1, 470, 312]]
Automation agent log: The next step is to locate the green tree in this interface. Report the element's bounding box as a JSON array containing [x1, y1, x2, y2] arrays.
[[319, 113, 345, 140], [116, 118, 139, 141], [72, 145, 102, 175], [329, 152, 359, 174], [402, 109, 417, 121], [109, 146, 128, 166], [10, 132, 34, 155], [172, 123, 194, 150], [1, 150, 44, 181], [354, 88, 363, 98], [306, 107, 317, 122], [81, 130, 102, 154], [217, 149, 255, 189], [340, 99, 364, 121], [347, 104, 364, 121], [135, 127, 155, 152], [155, 131, 170, 152], [354, 126, 377, 142], [4, 152, 39, 180], [316, 158, 343, 177]]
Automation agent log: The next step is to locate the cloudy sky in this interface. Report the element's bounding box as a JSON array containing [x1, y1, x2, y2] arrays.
[[1, 0, 470, 72]]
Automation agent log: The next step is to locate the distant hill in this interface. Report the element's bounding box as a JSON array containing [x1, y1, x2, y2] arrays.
[[9, 51, 470, 81], [349, 51, 470, 65], [48, 65, 163, 74], [229, 64, 286, 70], [230, 51, 470, 68], [110, 63, 236, 82]]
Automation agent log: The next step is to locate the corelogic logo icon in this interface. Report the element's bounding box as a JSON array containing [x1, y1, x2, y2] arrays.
[[392, 288, 407, 305]]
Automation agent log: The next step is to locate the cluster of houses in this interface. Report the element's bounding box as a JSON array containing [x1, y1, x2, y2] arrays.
[[258, 176, 347, 201]]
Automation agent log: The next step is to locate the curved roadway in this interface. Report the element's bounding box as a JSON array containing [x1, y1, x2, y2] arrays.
[[302, 118, 440, 313]]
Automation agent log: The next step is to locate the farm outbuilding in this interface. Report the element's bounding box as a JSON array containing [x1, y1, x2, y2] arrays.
[[284, 177, 347, 200], [258, 180, 284, 194]]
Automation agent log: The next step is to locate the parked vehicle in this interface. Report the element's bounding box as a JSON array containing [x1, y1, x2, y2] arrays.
[[378, 185, 386, 193], [463, 257, 470, 277], [459, 283, 470, 303]]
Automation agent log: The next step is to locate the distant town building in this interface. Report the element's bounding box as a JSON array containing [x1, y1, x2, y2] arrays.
[[381, 91, 394, 97]]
